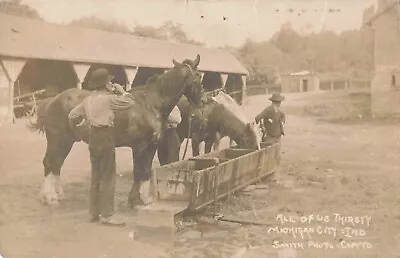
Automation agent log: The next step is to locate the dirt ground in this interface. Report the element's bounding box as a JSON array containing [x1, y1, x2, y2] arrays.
[[1, 90, 400, 258]]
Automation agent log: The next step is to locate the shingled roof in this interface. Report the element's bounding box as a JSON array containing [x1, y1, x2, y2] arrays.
[[0, 14, 248, 75]]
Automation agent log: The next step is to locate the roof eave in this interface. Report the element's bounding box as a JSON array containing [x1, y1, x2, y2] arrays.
[[0, 53, 249, 75]]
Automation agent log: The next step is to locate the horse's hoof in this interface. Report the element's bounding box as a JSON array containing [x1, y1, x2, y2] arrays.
[[128, 193, 143, 208], [39, 191, 60, 206], [128, 193, 141, 204], [39, 194, 48, 205], [40, 195, 59, 206], [57, 191, 66, 200], [47, 199, 60, 207], [128, 182, 141, 208]]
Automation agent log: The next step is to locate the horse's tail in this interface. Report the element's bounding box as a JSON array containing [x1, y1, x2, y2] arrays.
[[26, 97, 53, 134], [27, 115, 45, 134]]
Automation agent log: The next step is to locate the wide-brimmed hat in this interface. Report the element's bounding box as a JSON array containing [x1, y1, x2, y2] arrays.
[[269, 92, 285, 102], [88, 68, 114, 90]]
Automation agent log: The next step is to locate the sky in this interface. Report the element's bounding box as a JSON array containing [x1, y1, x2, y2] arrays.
[[21, 0, 377, 47]]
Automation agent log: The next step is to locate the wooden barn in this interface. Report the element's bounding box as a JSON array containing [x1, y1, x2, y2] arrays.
[[0, 14, 248, 124], [363, 0, 400, 117]]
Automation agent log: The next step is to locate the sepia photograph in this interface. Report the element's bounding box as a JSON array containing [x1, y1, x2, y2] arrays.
[[0, 0, 399, 257]]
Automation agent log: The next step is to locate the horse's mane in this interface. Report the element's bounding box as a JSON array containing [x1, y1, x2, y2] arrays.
[[144, 63, 194, 99], [146, 74, 160, 84], [182, 59, 194, 66], [212, 92, 249, 124], [212, 103, 246, 130]]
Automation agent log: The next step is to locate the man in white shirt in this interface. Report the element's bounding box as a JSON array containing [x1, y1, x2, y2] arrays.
[[157, 105, 182, 166]]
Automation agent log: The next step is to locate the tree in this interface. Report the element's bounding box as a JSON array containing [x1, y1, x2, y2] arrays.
[[235, 23, 374, 85], [69, 17, 202, 45], [235, 39, 296, 84], [132, 24, 166, 40], [133, 21, 203, 45], [70, 16, 132, 34], [0, 0, 42, 19]]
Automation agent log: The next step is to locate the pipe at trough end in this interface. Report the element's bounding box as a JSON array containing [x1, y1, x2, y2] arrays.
[[216, 217, 272, 227], [196, 214, 272, 227]]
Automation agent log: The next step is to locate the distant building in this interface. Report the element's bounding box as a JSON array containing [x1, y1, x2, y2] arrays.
[[363, 0, 400, 117], [280, 71, 320, 93], [318, 73, 370, 91]]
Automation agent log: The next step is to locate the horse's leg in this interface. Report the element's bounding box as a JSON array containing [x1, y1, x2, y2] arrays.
[[213, 132, 221, 151], [128, 148, 140, 207], [39, 130, 60, 206], [157, 132, 168, 166], [51, 135, 75, 201], [204, 139, 214, 153], [39, 129, 75, 206], [129, 142, 157, 207], [39, 135, 57, 205], [191, 134, 201, 157]]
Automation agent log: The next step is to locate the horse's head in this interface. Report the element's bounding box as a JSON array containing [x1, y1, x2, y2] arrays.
[[172, 54, 206, 107], [191, 103, 212, 131], [242, 121, 262, 150]]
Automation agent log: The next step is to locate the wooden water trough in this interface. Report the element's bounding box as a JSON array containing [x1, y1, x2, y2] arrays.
[[135, 142, 281, 248], [154, 142, 280, 211]]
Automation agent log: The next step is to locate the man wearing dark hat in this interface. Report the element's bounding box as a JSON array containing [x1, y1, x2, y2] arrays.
[[255, 92, 286, 146], [68, 68, 134, 227]]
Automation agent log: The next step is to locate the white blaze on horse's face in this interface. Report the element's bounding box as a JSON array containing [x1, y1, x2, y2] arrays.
[[250, 121, 262, 150]]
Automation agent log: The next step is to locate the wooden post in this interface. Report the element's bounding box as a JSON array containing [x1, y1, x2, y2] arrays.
[[299, 78, 302, 92], [150, 169, 158, 202], [76, 82, 83, 90], [241, 75, 247, 104], [8, 79, 15, 123], [220, 73, 228, 90], [125, 66, 138, 91], [73, 63, 90, 90], [0, 58, 26, 124]]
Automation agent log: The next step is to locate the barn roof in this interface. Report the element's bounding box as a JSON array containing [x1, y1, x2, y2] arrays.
[[0, 14, 248, 75]]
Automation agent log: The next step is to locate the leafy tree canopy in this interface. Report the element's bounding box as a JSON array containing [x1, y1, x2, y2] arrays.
[[0, 0, 42, 20]]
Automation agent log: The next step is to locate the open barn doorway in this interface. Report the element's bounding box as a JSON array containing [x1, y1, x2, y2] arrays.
[[16, 59, 77, 97], [131, 67, 166, 87], [225, 73, 244, 105], [202, 72, 223, 96], [82, 64, 128, 90], [14, 59, 78, 118]]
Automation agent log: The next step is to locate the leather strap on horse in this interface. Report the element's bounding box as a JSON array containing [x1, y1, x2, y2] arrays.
[[182, 108, 193, 160]]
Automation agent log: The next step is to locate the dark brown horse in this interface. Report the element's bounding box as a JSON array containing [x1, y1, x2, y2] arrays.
[[176, 93, 261, 157], [29, 55, 206, 207]]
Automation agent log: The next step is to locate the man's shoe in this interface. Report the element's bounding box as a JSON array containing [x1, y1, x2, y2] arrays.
[[100, 215, 125, 227]]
